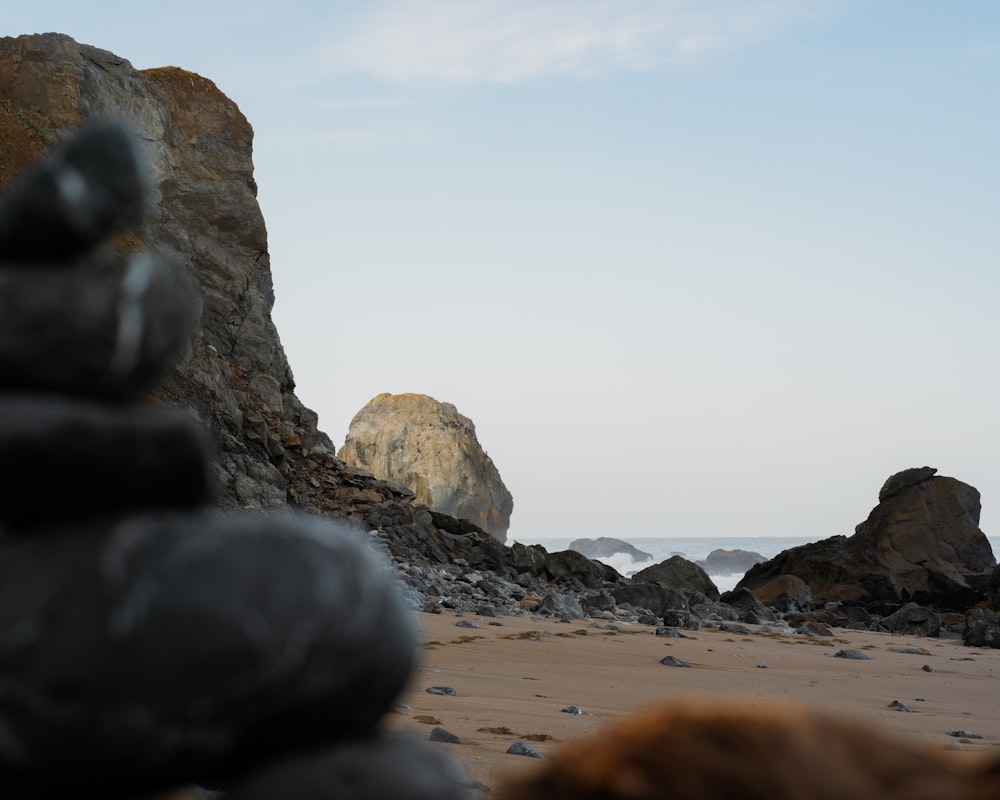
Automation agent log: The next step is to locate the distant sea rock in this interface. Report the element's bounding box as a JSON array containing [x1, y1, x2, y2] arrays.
[[569, 537, 653, 562], [695, 548, 765, 575], [338, 393, 513, 542], [737, 467, 997, 610]]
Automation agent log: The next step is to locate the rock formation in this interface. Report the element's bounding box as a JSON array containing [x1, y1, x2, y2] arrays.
[[695, 548, 765, 575], [338, 393, 513, 541], [737, 467, 996, 609], [569, 537, 653, 562], [0, 122, 459, 798]]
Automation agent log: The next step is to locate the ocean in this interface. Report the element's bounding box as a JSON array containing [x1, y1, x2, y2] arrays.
[[517, 535, 1000, 594]]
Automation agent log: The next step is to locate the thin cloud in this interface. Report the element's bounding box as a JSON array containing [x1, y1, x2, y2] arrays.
[[319, 0, 840, 85]]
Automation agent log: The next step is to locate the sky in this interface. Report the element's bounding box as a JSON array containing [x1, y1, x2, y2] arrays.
[[6, 2, 1000, 545]]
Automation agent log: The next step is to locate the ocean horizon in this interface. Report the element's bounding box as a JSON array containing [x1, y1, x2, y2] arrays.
[[516, 534, 1000, 593]]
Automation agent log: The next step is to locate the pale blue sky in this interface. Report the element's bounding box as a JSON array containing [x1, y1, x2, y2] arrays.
[[7, 2, 999, 544]]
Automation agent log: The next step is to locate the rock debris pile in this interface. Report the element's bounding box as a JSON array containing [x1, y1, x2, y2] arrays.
[[0, 125, 465, 799]]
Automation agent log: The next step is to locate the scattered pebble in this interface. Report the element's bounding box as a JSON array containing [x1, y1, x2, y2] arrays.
[[833, 649, 872, 660], [507, 741, 544, 758], [655, 626, 687, 638], [427, 686, 458, 696], [887, 700, 911, 713], [921, 664, 936, 673], [757, 661, 768, 669], [948, 730, 985, 740], [456, 620, 480, 629], [430, 727, 462, 744], [561, 706, 591, 715], [660, 656, 693, 668], [488, 621, 504, 627], [945, 741, 964, 751]]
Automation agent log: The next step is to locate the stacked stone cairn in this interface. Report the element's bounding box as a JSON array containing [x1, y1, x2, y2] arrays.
[[0, 124, 467, 799]]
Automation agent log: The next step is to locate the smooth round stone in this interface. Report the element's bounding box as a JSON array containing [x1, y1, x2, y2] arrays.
[[0, 512, 417, 796], [0, 250, 197, 398], [0, 394, 214, 527], [0, 122, 147, 263], [228, 735, 469, 800]]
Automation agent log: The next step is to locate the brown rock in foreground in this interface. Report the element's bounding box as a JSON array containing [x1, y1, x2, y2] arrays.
[[737, 467, 996, 609], [339, 392, 513, 541], [497, 699, 999, 800]]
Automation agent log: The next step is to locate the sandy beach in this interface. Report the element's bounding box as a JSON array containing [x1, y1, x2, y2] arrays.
[[385, 610, 1000, 791]]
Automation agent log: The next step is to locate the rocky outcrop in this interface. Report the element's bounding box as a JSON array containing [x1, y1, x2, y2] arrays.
[[569, 537, 653, 562], [695, 548, 765, 575], [737, 467, 996, 610], [338, 393, 513, 541], [632, 556, 720, 601]]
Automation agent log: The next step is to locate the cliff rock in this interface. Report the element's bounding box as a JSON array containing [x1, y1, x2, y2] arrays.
[[737, 467, 996, 609], [338, 393, 513, 541]]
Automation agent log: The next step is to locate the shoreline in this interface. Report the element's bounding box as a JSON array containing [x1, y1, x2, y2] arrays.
[[385, 609, 1000, 791]]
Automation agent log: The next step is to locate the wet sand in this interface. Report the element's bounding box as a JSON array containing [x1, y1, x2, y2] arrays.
[[384, 610, 1000, 790]]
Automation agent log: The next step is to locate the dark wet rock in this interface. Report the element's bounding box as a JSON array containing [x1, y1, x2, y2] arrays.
[[834, 649, 872, 660], [948, 730, 985, 740], [662, 609, 703, 630], [881, 603, 941, 638], [963, 608, 1000, 648], [795, 621, 833, 637], [748, 574, 814, 613], [655, 626, 686, 638], [507, 741, 543, 758], [738, 468, 996, 610], [633, 556, 719, 601], [569, 537, 652, 562], [0, 512, 416, 795], [718, 623, 753, 636], [0, 395, 213, 527], [543, 549, 608, 590], [660, 656, 692, 668], [888, 700, 911, 713], [922, 664, 936, 672], [613, 583, 688, 618], [426, 686, 458, 697], [719, 587, 777, 624], [429, 727, 462, 744], [228, 735, 470, 800], [456, 620, 480, 629], [561, 706, 591, 715]]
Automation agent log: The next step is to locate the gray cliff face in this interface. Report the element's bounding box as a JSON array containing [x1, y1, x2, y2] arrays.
[[338, 393, 514, 541]]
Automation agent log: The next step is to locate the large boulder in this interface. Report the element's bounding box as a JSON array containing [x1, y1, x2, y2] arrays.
[[338, 393, 513, 541], [737, 467, 996, 610], [569, 537, 653, 562], [695, 548, 765, 575], [632, 556, 720, 601]]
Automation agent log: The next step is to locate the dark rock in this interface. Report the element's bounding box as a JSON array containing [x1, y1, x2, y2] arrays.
[[881, 603, 941, 637], [509, 542, 547, 576], [613, 582, 688, 617], [429, 727, 462, 744], [963, 608, 1000, 648], [0, 250, 198, 398], [718, 623, 753, 636], [888, 700, 911, 713], [543, 549, 608, 590], [737, 468, 996, 610], [662, 610, 703, 630], [748, 574, 814, 613], [0, 122, 147, 262], [922, 664, 936, 672], [633, 556, 719, 601], [228, 735, 469, 800], [757, 661, 767, 668], [0, 395, 213, 527], [659, 655, 692, 668], [654, 626, 686, 638], [948, 730, 985, 740], [833, 649, 872, 660], [426, 686, 458, 696], [338, 393, 513, 541], [0, 512, 416, 795], [695, 548, 765, 574], [719, 587, 777, 624], [539, 592, 585, 620], [456, 620, 480, 629], [561, 706, 591, 715], [507, 741, 543, 758], [794, 621, 833, 637], [568, 537, 652, 562]]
